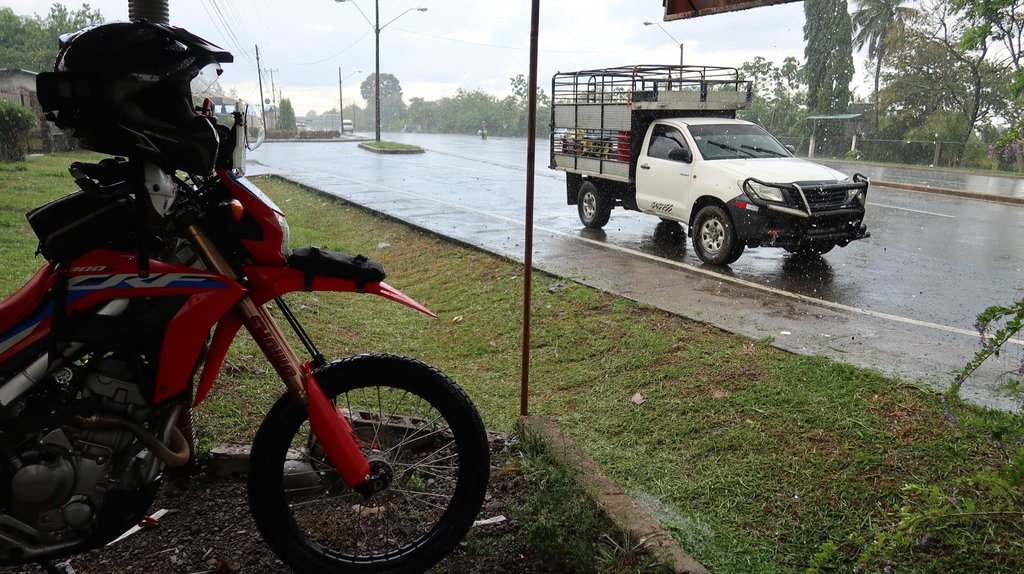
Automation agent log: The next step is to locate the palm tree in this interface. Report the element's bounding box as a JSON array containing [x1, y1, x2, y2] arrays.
[[851, 0, 919, 130]]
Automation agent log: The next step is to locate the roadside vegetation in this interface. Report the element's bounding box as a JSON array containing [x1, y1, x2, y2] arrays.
[[2, 153, 1023, 573], [357, 140, 424, 153]]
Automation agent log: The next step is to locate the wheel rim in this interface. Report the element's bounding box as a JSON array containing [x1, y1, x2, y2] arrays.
[[282, 385, 462, 562], [700, 218, 725, 254], [581, 192, 597, 220]]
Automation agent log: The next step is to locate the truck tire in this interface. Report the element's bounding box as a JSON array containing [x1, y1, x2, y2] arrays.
[[577, 181, 612, 229], [692, 204, 744, 265]]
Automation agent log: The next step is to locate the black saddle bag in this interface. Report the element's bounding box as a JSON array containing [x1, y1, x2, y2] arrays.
[[286, 246, 386, 287]]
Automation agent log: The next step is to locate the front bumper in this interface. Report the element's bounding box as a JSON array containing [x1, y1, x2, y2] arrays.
[[727, 174, 870, 248]]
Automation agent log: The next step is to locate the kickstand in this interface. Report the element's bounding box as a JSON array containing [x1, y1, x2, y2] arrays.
[[38, 561, 75, 574]]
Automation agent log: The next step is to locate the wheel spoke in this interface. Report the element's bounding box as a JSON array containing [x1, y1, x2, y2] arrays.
[[249, 356, 488, 570]]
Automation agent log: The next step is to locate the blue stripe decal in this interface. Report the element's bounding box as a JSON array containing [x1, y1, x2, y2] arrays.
[[0, 277, 229, 345], [0, 300, 53, 345]]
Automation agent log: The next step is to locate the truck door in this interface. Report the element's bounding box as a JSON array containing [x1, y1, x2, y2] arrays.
[[635, 123, 694, 223]]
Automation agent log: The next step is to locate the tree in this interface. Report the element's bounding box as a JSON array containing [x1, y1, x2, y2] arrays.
[[0, 4, 103, 73], [278, 98, 297, 133], [851, 0, 919, 129], [738, 56, 808, 139], [951, 0, 1024, 95], [406, 97, 439, 132], [880, 1, 1011, 165], [359, 72, 406, 131], [804, 0, 856, 156]]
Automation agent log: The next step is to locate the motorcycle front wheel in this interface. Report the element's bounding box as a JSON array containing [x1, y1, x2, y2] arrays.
[[248, 354, 490, 574]]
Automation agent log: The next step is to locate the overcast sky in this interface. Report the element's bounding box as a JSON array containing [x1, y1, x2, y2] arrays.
[[8, 1, 873, 115]]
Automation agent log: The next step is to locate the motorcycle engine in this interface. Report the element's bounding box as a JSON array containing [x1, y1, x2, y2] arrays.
[[1, 357, 166, 563]]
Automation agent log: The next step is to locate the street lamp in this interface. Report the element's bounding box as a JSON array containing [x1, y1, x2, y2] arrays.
[[338, 68, 362, 133], [643, 21, 684, 67], [336, 0, 427, 142]]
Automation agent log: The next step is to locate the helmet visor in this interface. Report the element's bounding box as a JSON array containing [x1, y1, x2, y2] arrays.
[[191, 63, 223, 98]]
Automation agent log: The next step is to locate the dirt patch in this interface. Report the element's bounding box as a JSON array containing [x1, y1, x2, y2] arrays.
[[867, 394, 948, 445], [7, 442, 552, 574]]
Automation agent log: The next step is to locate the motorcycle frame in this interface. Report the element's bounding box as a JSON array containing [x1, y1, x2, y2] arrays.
[[0, 169, 434, 491], [182, 170, 435, 489]]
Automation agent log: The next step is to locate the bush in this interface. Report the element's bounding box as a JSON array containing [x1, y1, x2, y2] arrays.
[[0, 99, 38, 162], [265, 129, 296, 140], [845, 148, 864, 161], [265, 130, 341, 140], [296, 130, 340, 139]]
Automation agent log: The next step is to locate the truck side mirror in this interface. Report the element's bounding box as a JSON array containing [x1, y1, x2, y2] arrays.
[[667, 147, 692, 163], [785, 144, 796, 154]]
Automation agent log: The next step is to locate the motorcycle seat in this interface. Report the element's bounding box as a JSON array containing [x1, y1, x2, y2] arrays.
[[0, 263, 54, 337]]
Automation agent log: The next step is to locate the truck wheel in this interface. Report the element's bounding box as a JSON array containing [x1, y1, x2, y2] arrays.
[[578, 182, 612, 229], [692, 205, 744, 265]]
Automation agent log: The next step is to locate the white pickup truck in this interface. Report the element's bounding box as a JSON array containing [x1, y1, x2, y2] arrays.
[[550, 65, 869, 265]]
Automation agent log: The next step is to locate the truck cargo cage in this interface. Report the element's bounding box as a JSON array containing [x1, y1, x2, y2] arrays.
[[550, 65, 753, 181]]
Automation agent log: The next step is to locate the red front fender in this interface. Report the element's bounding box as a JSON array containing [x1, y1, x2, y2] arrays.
[[243, 264, 435, 317]]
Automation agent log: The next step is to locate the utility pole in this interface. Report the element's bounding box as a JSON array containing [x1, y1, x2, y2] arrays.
[[267, 68, 280, 105], [255, 44, 266, 128], [643, 21, 684, 66], [339, 67, 345, 132], [336, 1, 425, 140]]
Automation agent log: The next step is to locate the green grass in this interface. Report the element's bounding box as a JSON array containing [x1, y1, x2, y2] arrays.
[[511, 431, 675, 574], [2, 153, 1023, 573], [358, 140, 424, 153]]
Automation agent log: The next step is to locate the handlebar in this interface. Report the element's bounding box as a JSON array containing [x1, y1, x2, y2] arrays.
[[69, 159, 135, 200]]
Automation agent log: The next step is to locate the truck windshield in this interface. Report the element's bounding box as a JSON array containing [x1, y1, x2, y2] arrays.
[[688, 124, 791, 160]]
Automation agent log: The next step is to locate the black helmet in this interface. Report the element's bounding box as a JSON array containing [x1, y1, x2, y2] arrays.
[[37, 21, 234, 174]]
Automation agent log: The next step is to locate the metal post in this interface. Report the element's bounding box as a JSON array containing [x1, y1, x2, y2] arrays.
[[268, 69, 278, 104], [520, 0, 540, 418], [339, 67, 345, 133], [255, 45, 266, 129], [337, 1, 423, 141], [374, 0, 381, 142], [644, 21, 683, 68]]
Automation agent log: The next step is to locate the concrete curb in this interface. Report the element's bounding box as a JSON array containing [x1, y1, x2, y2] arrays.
[[518, 415, 709, 574], [357, 142, 425, 154], [264, 137, 371, 143], [873, 179, 1024, 206]]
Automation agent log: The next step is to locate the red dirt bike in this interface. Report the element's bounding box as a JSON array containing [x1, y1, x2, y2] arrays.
[[0, 21, 488, 574]]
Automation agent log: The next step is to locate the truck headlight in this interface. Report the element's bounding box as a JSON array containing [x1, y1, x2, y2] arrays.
[[845, 187, 866, 205], [743, 180, 785, 203]]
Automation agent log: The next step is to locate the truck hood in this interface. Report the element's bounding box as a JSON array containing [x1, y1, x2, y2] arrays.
[[704, 158, 850, 184]]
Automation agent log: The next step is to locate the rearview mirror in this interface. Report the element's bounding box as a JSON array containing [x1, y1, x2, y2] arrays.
[[785, 144, 796, 154], [667, 147, 692, 163]]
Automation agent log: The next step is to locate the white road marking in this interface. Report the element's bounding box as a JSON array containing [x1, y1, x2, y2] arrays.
[[294, 172, 1022, 346], [868, 202, 955, 218]]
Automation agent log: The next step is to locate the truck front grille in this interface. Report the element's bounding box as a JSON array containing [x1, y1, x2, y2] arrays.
[[803, 187, 848, 209], [788, 181, 853, 211]]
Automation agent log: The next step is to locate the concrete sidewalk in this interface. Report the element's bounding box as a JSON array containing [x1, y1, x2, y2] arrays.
[[246, 150, 1019, 412], [817, 159, 1024, 204]]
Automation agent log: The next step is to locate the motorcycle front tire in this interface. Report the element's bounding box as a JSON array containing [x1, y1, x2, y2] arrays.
[[248, 353, 490, 574]]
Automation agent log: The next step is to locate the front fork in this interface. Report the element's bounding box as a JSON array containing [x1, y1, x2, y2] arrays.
[[185, 225, 372, 489]]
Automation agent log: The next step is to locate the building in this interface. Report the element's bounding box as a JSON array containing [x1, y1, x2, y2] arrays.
[[0, 69, 56, 153]]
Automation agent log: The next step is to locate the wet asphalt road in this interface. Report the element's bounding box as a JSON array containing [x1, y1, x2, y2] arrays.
[[248, 133, 1024, 411]]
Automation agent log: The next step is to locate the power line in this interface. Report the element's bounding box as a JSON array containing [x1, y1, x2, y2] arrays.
[[199, 0, 258, 68], [261, 30, 372, 66], [389, 26, 616, 54]]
